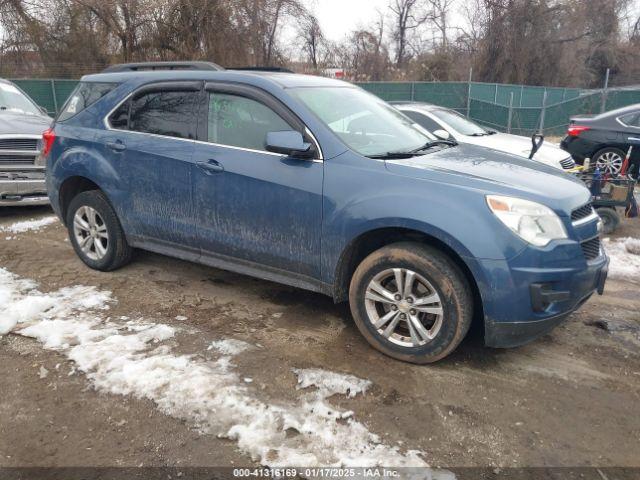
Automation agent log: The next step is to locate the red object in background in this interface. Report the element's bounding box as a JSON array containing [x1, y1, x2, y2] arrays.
[[335, 70, 344, 79], [567, 125, 591, 137], [620, 146, 632, 176], [42, 128, 55, 157]]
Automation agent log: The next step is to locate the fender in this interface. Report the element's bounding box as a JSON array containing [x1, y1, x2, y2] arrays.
[[48, 145, 131, 232]]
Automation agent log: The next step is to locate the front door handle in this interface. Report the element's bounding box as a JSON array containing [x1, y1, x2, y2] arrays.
[[106, 141, 126, 152], [197, 159, 224, 174]]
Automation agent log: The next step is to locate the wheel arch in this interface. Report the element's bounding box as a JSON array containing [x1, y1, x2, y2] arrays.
[[58, 176, 104, 222], [332, 226, 484, 328]]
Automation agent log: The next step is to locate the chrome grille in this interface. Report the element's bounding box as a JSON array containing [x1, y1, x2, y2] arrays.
[[571, 203, 594, 222], [581, 237, 601, 261], [0, 155, 36, 165], [560, 157, 576, 170], [0, 138, 38, 150]]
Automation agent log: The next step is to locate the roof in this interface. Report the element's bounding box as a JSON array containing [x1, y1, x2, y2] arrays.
[[81, 69, 353, 90]]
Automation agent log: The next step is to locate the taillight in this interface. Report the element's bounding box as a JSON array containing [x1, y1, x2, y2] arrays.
[[42, 128, 55, 157], [567, 125, 590, 137]]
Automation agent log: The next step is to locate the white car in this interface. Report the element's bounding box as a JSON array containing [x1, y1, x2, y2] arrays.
[[393, 102, 576, 171]]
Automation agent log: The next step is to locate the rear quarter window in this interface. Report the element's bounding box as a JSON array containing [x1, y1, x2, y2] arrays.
[[57, 82, 119, 122]]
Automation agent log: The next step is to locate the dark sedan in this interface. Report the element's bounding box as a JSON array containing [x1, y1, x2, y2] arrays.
[[561, 104, 640, 175]]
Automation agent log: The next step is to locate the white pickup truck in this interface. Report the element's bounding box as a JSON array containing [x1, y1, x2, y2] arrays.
[[0, 79, 51, 206]]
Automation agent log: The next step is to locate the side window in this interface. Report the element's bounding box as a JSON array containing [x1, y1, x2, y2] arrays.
[[403, 110, 442, 133], [109, 102, 129, 129], [57, 82, 119, 122], [619, 113, 640, 128], [207, 92, 292, 151], [128, 90, 198, 139]]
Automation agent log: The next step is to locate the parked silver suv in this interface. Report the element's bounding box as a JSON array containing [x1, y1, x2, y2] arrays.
[[0, 78, 51, 206]]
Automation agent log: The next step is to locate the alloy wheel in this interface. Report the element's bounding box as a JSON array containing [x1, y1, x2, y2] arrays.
[[73, 206, 109, 261], [364, 268, 444, 347], [595, 151, 623, 175]]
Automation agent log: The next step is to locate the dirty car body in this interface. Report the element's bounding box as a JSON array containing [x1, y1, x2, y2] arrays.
[[45, 66, 608, 362], [0, 79, 51, 206]]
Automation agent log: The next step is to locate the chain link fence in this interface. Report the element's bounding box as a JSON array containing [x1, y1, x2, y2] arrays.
[[358, 81, 640, 137]]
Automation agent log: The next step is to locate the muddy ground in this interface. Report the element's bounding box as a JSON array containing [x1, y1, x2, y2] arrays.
[[0, 205, 639, 476]]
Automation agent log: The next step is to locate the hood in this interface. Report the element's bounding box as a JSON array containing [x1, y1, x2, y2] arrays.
[[459, 132, 572, 166], [0, 111, 52, 136], [384, 143, 590, 214]]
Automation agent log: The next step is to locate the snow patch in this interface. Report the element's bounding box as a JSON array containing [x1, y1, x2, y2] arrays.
[[604, 237, 640, 280], [0, 267, 112, 335], [208, 338, 252, 355], [624, 238, 640, 256], [0, 216, 58, 235], [294, 368, 372, 398], [6, 268, 437, 472]]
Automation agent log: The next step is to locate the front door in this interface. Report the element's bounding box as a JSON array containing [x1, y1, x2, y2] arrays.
[[192, 84, 323, 281]]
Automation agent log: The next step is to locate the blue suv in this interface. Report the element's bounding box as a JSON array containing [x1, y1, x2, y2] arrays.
[[44, 62, 608, 363]]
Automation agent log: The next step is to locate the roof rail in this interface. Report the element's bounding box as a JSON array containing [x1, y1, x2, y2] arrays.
[[102, 61, 224, 73], [227, 67, 294, 73]]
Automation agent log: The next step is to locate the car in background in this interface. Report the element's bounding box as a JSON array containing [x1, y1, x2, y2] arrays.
[[0, 78, 52, 206], [560, 104, 640, 175], [44, 62, 607, 364], [392, 101, 577, 171]]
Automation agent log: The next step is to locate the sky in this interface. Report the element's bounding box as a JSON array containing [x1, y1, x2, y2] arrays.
[[303, 0, 393, 42]]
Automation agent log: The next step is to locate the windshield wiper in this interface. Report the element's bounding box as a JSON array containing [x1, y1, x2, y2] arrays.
[[366, 151, 419, 159], [366, 139, 457, 160], [409, 139, 458, 152]]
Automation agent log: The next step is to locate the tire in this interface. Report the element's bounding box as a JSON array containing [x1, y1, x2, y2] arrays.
[[66, 190, 133, 271], [596, 207, 620, 234], [349, 242, 474, 364], [593, 147, 626, 175]]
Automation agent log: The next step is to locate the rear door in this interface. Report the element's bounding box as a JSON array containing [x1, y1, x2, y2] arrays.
[[100, 82, 201, 253], [191, 83, 324, 281]]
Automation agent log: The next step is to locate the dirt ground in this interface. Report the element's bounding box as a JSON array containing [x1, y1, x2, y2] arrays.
[[1, 205, 639, 476]]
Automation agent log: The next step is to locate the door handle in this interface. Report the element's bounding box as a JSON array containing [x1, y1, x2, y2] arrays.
[[106, 141, 126, 152], [197, 159, 224, 174]]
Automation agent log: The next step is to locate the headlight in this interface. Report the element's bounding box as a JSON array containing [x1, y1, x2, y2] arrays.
[[486, 195, 567, 247]]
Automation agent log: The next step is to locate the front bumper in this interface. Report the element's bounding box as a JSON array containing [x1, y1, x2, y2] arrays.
[[0, 170, 49, 206], [480, 244, 609, 348]]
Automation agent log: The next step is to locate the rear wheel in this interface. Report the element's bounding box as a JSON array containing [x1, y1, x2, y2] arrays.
[[349, 242, 473, 364], [594, 147, 625, 175], [66, 190, 133, 271]]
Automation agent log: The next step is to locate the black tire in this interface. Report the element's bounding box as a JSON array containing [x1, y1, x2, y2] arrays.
[[596, 207, 620, 234], [66, 190, 133, 271], [349, 242, 474, 364], [593, 147, 626, 175]]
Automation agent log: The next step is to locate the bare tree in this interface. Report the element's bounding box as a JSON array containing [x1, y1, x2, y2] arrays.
[[389, 0, 431, 67], [297, 12, 324, 70]]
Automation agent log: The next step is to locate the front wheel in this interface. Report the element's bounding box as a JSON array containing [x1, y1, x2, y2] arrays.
[[596, 207, 620, 234], [66, 190, 133, 271], [349, 242, 474, 364]]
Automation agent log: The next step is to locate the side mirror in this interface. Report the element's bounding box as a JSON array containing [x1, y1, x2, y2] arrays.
[[433, 129, 451, 140], [265, 131, 313, 158], [39, 106, 50, 116]]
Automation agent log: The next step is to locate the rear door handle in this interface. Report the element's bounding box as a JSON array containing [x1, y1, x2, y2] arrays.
[[197, 159, 224, 174], [106, 141, 126, 152]]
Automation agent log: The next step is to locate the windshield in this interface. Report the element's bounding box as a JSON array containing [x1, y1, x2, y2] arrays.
[[430, 109, 488, 136], [290, 87, 434, 156], [0, 82, 42, 115]]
